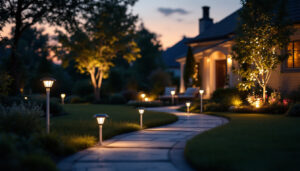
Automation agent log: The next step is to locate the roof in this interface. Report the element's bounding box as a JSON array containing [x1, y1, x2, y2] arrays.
[[164, 0, 300, 65], [162, 36, 192, 68], [187, 10, 239, 44], [189, 0, 300, 44]]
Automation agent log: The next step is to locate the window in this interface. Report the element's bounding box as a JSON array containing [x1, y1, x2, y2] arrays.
[[287, 41, 300, 68]]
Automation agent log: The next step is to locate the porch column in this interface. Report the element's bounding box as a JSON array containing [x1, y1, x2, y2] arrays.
[[179, 62, 185, 93]]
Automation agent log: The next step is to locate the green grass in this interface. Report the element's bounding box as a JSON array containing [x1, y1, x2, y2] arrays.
[[50, 104, 177, 153], [185, 113, 300, 171]]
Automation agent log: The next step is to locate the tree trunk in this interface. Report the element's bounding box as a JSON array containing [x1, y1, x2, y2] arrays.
[[263, 85, 266, 103], [94, 87, 100, 102]]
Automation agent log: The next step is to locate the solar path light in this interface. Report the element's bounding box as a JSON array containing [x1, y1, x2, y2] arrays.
[[41, 77, 56, 134], [94, 114, 109, 145]]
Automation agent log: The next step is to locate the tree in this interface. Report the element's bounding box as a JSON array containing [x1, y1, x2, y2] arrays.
[[232, 0, 293, 102], [0, 27, 50, 93], [184, 46, 195, 87], [57, 0, 140, 101], [132, 24, 163, 88], [0, 0, 98, 94]]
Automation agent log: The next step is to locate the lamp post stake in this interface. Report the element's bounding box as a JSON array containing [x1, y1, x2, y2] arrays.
[[99, 125, 103, 145], [46, 88, 50, 134]]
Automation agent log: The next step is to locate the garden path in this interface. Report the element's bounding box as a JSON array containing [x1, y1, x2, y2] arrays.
[[58, 106, 228, 171]]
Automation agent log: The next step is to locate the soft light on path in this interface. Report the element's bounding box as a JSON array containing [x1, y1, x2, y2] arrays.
[[58, 106, 228, 171]]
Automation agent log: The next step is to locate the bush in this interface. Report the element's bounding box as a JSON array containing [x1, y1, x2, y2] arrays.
[[0, 103, 43, 136], [204, 102, 229, 112], [69, 95, 86, 104], [230, 104, 289, 114], [72, 79, 93, 97], [0, 133, 57, 171], [121, 90, 137, 102], [127, 100, 163, 107], [109, 94, 126, 104], [0, 95, 65, 117], [21, 154, 57, 171], [211, 88, 244, 106], [30, 96, 64, 117], [35, 134, 66, 157], [286, 103, 300, 117]]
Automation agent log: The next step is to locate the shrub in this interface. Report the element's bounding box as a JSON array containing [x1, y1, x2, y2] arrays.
[[211, 88, 245, 106], [0, 95, 65, 117], [286, 103, 300, 117], [0, 133, 57, 171], [230, 104, 289, 114], [121, 90, 137, 102], [21, 154, 57, 171], [72, 79, 93, 97], [69, 95, 86, 104], [30, 96, 64, 117], [109, 94, 126, 104], [148, 69, 172, 96], [34, 134, 66, 157], [204, 102, 229, 112], [0, 103, 43, 136], [127, 100, 163, 107]]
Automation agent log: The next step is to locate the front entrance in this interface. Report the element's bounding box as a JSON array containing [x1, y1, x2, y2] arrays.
[[215, 60, 226, 89]]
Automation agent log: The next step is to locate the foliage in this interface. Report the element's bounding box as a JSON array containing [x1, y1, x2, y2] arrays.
[[57, 0, 140, 101], [0, 0, 98, 94], [268, 91, 281, 104], [20, 154, 57, 171], [286, 103, 300, 117], [121, 90, 137, 102], [211, 88, 244, 106], [109, 94, 127, 104], [0, 133, 58, 171], [72, 79, 93, 97], [69, 95, 86, 104], [0, 72, 12, 95], [0, 103, 43, 136], [232, 0, 293, 102], [127, 100, 164, 107], [204, 102, 229, 112], [148, 68, 172, 95], [131, 24, 164, 88], [184, 46, 195, 87], [230, 104, 289, 114]]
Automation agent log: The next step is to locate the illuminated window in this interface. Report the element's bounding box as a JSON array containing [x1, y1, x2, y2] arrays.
[[287, 41, 300, 68]]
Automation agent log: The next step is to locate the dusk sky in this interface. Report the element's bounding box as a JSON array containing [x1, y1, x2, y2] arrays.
[[133, 0, 242, 49], [1, 0, 242, 50]]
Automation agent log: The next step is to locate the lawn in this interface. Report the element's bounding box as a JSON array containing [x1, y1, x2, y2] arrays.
[[50, 104, 177, 153], [185, 113, 300, 171]]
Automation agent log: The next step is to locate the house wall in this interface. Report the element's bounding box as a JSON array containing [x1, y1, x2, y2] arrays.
[[268, 25, 300, 93]]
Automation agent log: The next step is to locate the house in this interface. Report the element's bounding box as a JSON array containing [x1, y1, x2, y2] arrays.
[[176, 1, 300, 99]]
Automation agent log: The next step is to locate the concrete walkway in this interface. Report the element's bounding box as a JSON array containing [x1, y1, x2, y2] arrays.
[[58, 106, 228, 171]]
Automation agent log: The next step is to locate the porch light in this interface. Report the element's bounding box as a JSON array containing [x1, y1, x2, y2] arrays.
[[145, 97, 149, 102]]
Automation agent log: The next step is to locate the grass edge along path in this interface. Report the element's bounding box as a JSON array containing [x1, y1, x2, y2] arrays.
[[49, 104, 178, 159], [184, 112, 300, 171]]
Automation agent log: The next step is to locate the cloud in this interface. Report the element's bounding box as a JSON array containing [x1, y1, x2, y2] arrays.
[[157, 7, 190, 16]]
